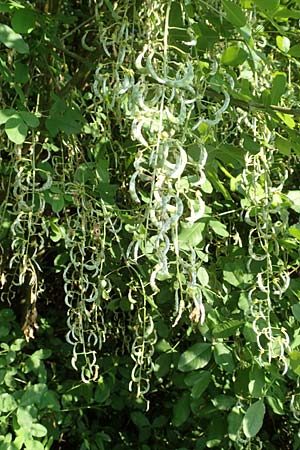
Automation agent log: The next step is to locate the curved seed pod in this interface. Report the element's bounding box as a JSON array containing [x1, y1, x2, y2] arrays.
[[129, 171, 141, 203], [135, 44, 148, 70], [164, 144, 187, 179], [81, 31, 96, 51], [131, 117, 149, 147]]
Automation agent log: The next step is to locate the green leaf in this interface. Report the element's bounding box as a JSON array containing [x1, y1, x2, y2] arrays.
[[242, 400, 265, 438], [292, 304, 300, 321], [0, 393, 17, 412], [276, 112, 295, 129], [223, 261, 252, 287], [254, 0, 280, 12], [191, 371, 211, 399], [172, 394, 190, 426], [228, 407, 243, 441], [154, 353, 172, 378], [178, 343, 211, 372], [0, 23, 29, 53], [289, 224, 300, 240], [207, 416, 226, 447], [270, 72, 286, 105], [15, 62, 29, 84], [212, 394, 236, 411], [5, 116, 28, 144], [266, 396, 284, 415], [248, 365, 265, 397], [197, 267, 209, 287], [95, 379, 110, 403], [23, 440, 44, 450], [221, 46, 248, 66], [178, 222, 206, 250], [209, 220, 229, 237], [213, 319, 244, 338], [17, 407, 34, 428], [275, 135, 291, 156], [222, 0, 247, 28], [40, 390, 60, 411], [287, 191, 300, 213], [276, 35, 290, 53], [0, 109, 16, 124], [289, 44, 300, 58], [11, 9, 36, 34], [214, 343, 235, 373], [131, 411, 151, 429], [20, 111, 39, 128], [289, 350, 300, 375], [30, 423, 47, 438]]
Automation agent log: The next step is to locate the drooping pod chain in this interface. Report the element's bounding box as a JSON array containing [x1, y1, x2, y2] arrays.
[[242, 145, 290, 373]]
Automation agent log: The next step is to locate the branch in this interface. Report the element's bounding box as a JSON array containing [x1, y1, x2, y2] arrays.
[[205, 88, 300, 117]]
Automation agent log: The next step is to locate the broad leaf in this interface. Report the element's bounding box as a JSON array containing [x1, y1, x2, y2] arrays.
[[289, 224, 300, 240], [209, 219, 229, 237], [289, 44, 300, 58], [5, 116, 28, 144], [242, 400, 265, 438], [197, 266, 209, 287], [172, 394, 190, 426], [191, 371, 211, 399], [222, 0, 247, 28], [275, 135, 291, 156], [248, 366, 265, 397], [276, 35, 290, 53], [214, 343, 235, 373], [178, 343, 211, 372], [0, 393, 17, 412], [289, 350, 300, 375], [228, 407, 243, 441], [0, 23, 29, 53], [11, 9, 36, 34], [178, 222, 206, 249], [222, 46, 248, 66], [270, 72, 286, 105], [287, 191, 300, 213], [292, 304, 300, 321], [213, 319, 244, 338], [254, 0, 280, 12]]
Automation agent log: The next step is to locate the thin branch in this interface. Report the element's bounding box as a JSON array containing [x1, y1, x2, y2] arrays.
[[205, 88, 300, 117]]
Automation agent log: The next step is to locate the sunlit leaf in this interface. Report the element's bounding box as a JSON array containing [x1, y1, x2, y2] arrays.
[[276, 35, 290, 53], [242, 400, 265, 438], [5, 116, 28, 144], [254, 0, 280, 12], [213, 319, 244, 338], [287, 191, 300, 213], [178, 343, 212, 372], [178, 222, 206, 249], [222, 45, 248, 66], [0, 23, 29, 53], [214, 343, 235, 373], [289, 350, 300, 375], [270, 72, 286, 105]]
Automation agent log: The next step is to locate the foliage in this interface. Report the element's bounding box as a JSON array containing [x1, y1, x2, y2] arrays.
[[1, 0, 300, 448]]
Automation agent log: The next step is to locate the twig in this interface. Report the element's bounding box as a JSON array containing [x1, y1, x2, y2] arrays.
[[205, 88, 300, 117]]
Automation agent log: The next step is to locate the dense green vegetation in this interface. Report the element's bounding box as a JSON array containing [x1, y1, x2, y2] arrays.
[[1, 0, 300, 448]]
